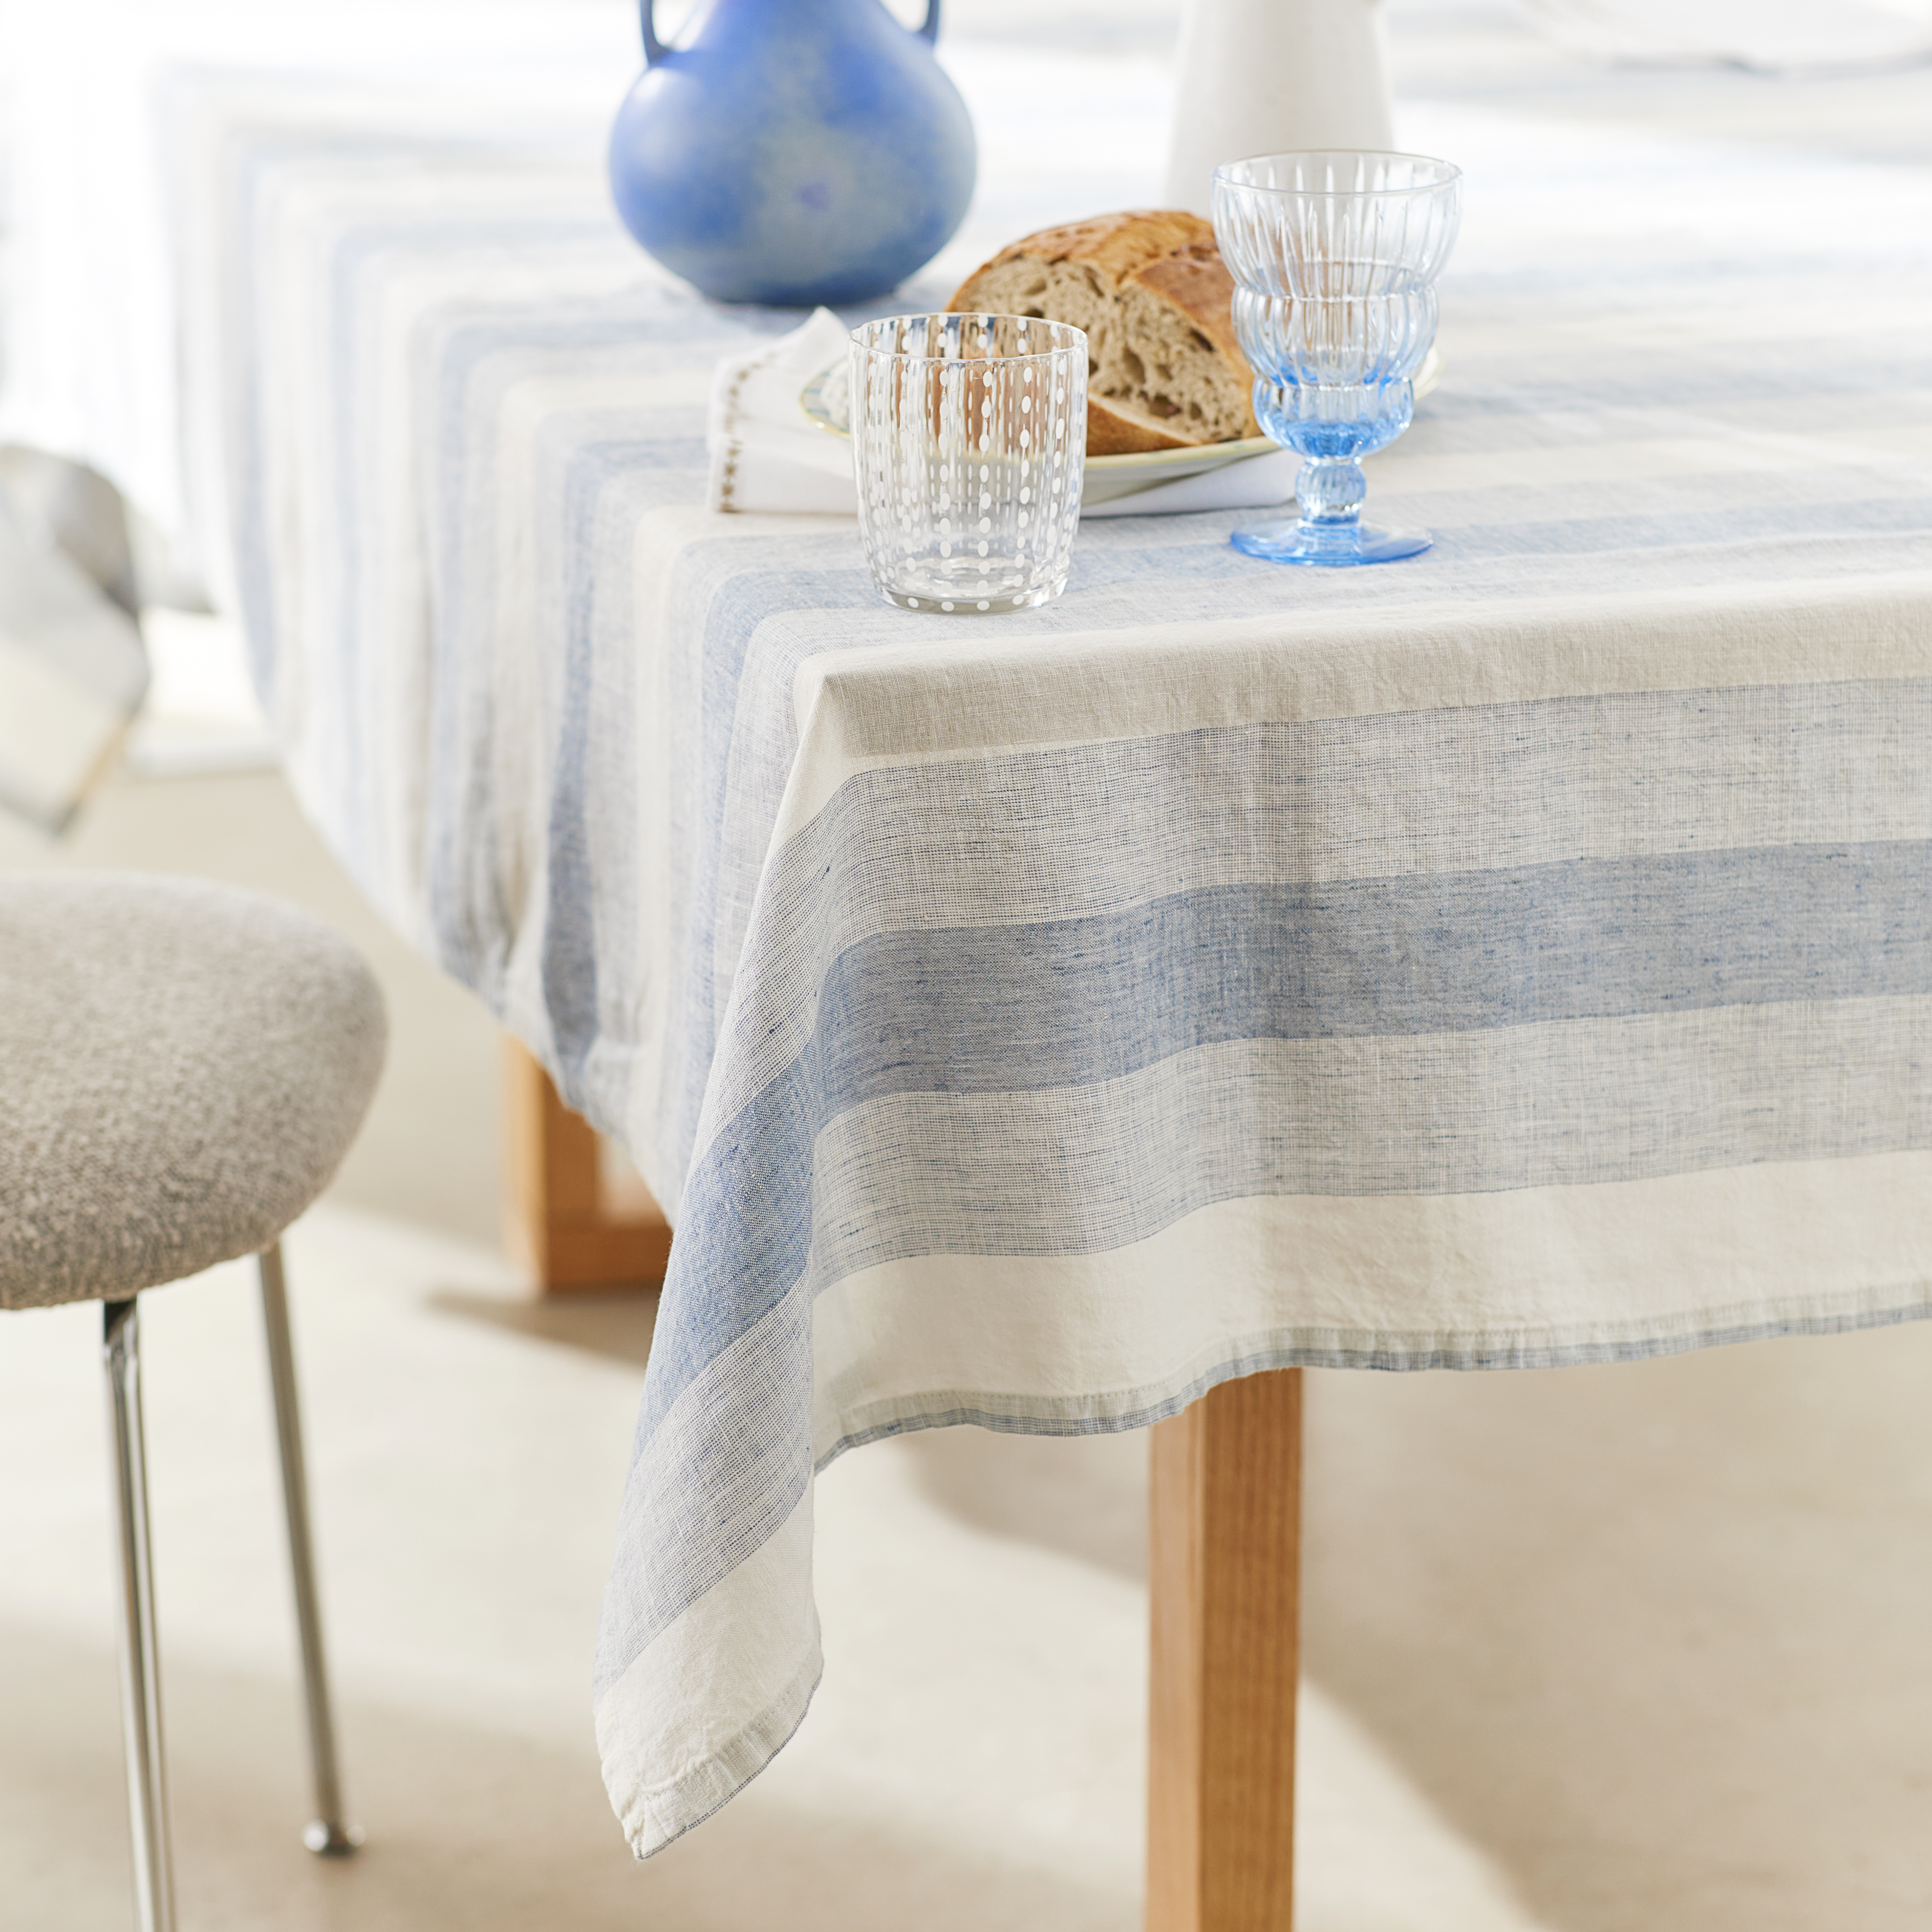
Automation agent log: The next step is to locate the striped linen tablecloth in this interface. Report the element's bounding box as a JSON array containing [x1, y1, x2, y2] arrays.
[[8, 0, 1932, 1857]]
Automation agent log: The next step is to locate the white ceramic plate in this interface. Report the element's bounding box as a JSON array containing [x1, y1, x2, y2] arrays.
[[801, 347, 1442, 506]]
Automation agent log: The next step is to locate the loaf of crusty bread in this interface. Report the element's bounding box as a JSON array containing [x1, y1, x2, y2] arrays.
[[946, 210, 1260, 456]]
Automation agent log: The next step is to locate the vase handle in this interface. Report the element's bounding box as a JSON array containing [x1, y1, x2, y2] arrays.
[[645, 0, 936, 60]]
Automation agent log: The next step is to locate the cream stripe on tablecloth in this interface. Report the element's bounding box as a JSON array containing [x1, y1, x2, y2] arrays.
[[809, 1148, 1932, 1444], [779, 574, 1932, 831]]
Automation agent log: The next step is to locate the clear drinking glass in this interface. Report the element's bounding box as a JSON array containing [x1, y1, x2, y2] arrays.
[[1212, 151, 1462, 566], [851, 313, 1086, 613]]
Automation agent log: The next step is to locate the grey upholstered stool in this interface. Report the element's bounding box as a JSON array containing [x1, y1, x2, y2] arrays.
[[0, 874, 387, 1932]]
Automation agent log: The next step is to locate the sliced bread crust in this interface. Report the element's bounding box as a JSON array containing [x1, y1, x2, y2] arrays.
[[947, 211, 1260, 456]]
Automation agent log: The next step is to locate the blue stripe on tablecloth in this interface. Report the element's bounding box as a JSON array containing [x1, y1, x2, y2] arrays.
[[640, 836, 1932, 1437], [424, 413, 708, 1006], [806, 999, 1932, 1274], [811, 841, 1932, 1102], [228, 144, 613, 790], [325, 212, 621, 794], [596, 1278, 817, 1700], [413, 299, 713, 993], [664, 560, 886, 1153], [695, 677, 1932, 1139], [409, 294, 771, 1046]]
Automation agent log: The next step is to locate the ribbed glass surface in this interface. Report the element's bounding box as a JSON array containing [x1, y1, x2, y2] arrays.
[[1232, 283, 1439, 389], [1212, 152, 1463, 299], [1209, 150, 1462, 567]]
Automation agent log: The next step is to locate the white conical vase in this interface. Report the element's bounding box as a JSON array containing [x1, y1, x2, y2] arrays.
[[1162, 0, 1394, 217]]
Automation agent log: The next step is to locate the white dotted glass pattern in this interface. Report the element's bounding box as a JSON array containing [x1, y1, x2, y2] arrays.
[[850, 313, 1087, 615]]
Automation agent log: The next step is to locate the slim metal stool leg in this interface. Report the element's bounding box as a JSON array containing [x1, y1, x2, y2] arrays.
[[258, 1243, 361, 1856], [103, 1297, 178, 1932]]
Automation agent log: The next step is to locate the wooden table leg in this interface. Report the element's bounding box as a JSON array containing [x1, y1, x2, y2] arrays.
[[500, 1035, 673, 1293], [1148, 1367, 1303, 1932]]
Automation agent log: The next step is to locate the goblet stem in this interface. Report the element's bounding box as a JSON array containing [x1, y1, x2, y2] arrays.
[[1297, 455, 1366, 527], [1230, 441, 1431, 568]]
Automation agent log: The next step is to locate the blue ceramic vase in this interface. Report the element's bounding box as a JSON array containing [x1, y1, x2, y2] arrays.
[[608, 0, 977, 307]]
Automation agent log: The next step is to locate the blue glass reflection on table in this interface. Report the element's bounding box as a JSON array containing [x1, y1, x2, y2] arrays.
[[1212, 152, 1462, 566]]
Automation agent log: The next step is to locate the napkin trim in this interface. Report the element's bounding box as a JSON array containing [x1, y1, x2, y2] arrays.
[[711, 349, 772, 515], [711, 329, 827, 515]]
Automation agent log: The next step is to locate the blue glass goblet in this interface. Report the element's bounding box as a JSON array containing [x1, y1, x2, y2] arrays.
[[1213, 152, 1462, 566]]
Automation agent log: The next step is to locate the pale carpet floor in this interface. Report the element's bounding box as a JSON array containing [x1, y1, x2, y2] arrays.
[[3, 1204, 1931, 1932]]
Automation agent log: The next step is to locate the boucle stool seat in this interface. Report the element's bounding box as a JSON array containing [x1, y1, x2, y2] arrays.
[[0, 873, 387, 1932], [0, 875, 385, 1308]]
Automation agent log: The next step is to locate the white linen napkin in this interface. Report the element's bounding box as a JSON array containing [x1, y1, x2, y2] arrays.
[[707, 309, 859, 515], [706, 309, 1294, 519]]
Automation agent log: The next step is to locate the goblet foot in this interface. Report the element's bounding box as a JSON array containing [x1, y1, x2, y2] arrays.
[[1230, 518, 1432, 567]]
